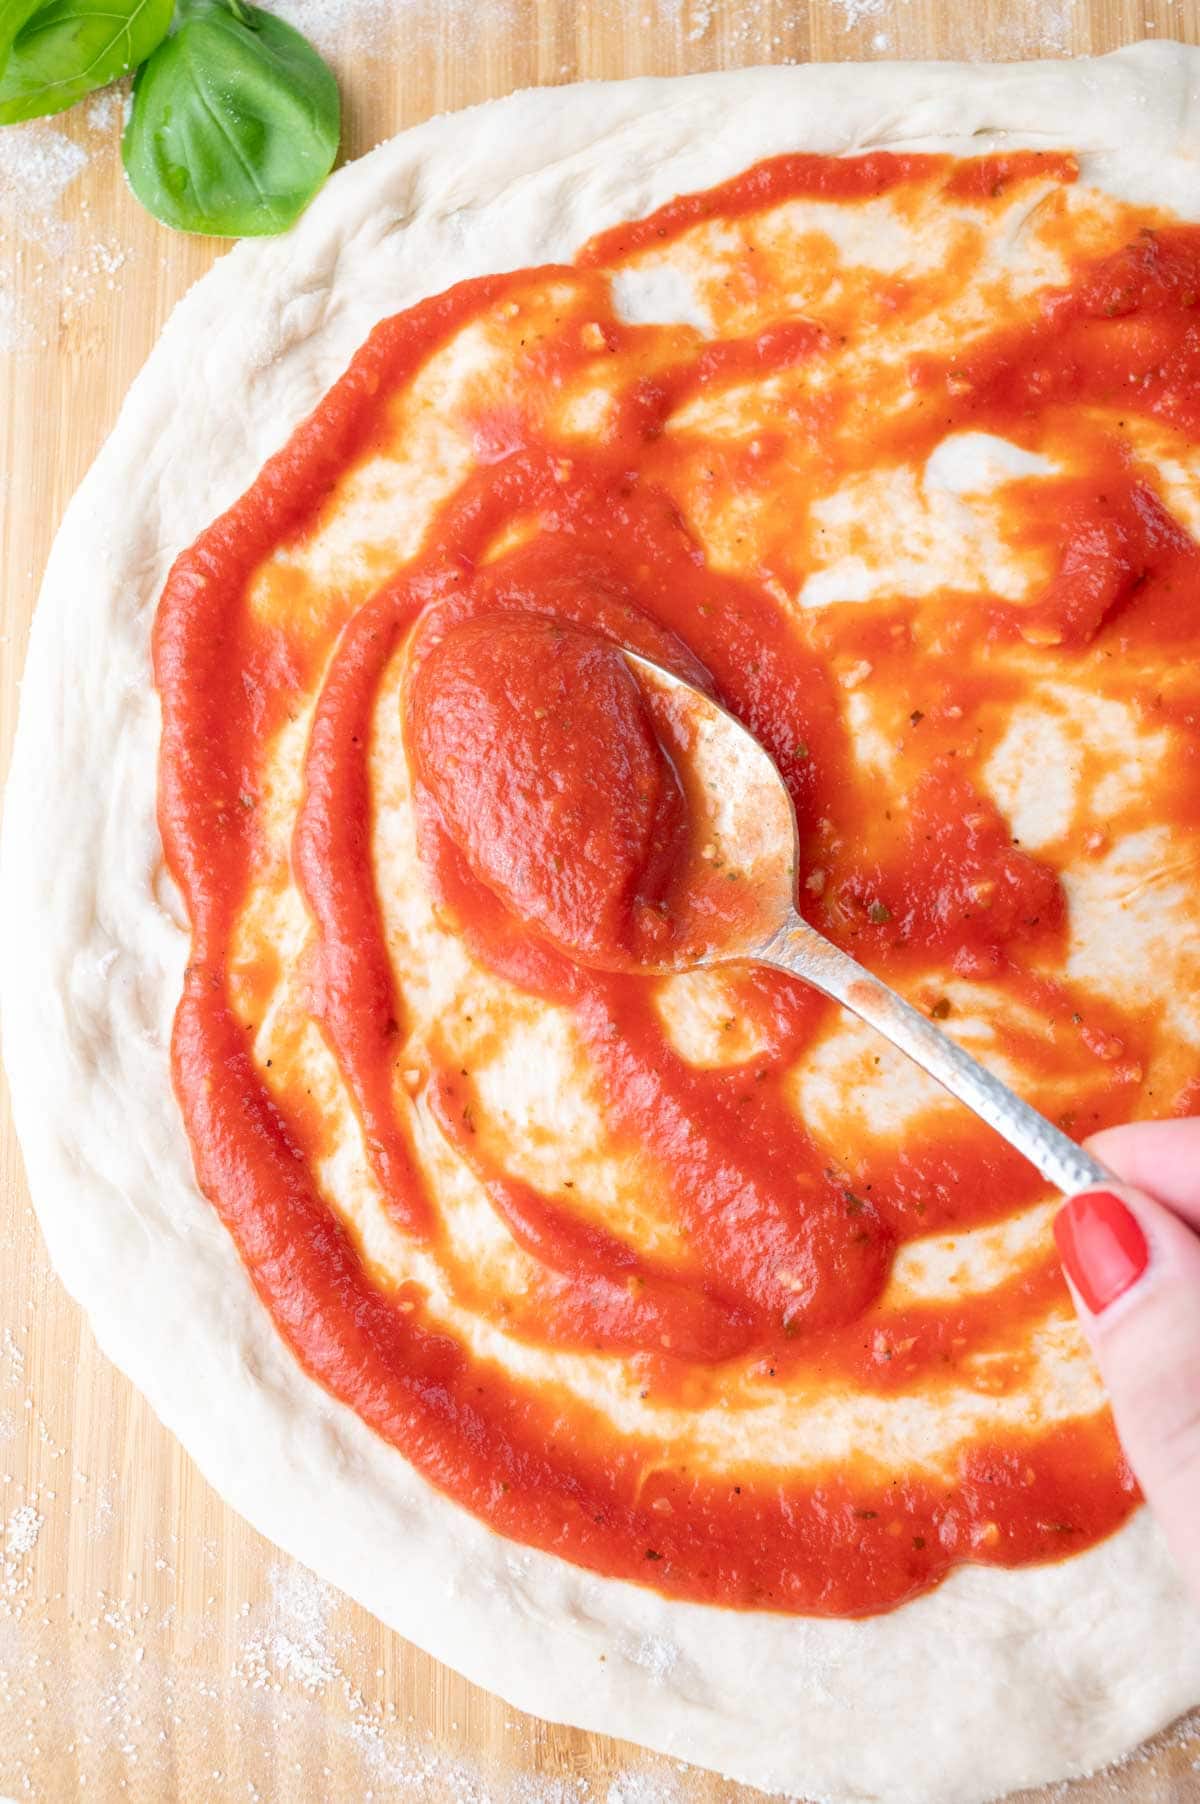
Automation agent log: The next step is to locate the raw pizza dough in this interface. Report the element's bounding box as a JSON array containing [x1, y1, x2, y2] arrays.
[[4, 42, 1200, 1804]]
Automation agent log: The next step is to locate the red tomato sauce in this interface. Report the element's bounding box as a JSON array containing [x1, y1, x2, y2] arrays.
[[154, 150, 1200, 1616], [407, 615, 687, 967]]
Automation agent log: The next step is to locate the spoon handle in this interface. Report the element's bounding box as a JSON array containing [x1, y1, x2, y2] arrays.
[[761, 914, 1114, 1195]]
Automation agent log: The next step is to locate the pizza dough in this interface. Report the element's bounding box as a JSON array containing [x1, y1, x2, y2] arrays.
[[4, 42, 1200, 1804]]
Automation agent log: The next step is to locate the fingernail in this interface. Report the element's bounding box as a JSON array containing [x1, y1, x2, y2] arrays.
[[1054, 1190, 1149, 1315]]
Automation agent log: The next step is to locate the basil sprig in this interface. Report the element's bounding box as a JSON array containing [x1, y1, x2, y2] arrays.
[[123, 0, 340, 237], [0, 0, 341, 239], [0, 0, 174, 125]]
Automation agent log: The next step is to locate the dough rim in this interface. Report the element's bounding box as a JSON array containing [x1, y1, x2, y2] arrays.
[[4, 44, 1200, 1804]]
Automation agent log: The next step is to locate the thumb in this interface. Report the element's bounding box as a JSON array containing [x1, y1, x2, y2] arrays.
[[1055, 1122, 1200, 1606]]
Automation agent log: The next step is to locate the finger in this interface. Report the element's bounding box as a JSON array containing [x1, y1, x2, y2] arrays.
[[1085, 1119, 1200, 1230], [1055, 1183, 1200, 1606]]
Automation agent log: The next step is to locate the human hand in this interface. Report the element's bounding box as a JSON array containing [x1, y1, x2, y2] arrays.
[[1055, 1118, 1200, 1606]]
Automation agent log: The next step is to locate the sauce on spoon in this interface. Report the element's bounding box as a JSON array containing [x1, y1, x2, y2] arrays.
[[408, 614, 792, 970]]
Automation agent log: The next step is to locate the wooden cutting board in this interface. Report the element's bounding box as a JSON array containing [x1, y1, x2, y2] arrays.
[[2, 3, 1199, 1799]]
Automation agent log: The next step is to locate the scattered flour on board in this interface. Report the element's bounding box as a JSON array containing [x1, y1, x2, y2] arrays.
[[270, 0, 516, 54], [237, 1562, 342, 1692], [0, 125, 87, 257], [827, 0, 888, 29], [1, 1498, 44, 1616], [683, 0, 716, 40], [0, 107, 131, 352], [607, 1777, 685, 1804], [84, 85, 131, 133], [711, 0, 1076, 55], [4, 1506, 42, 1557], [1, 1330, 24, 1391]]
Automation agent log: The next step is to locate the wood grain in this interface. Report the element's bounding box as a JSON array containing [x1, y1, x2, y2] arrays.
[[2, 4, 1200, 1799]]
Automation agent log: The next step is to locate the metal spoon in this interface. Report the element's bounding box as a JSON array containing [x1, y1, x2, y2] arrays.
[[625, 650, 1113, 1195]]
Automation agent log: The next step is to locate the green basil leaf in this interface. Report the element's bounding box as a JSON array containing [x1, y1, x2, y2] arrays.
[[0, 0, 175, 126], [122, 0, 339, 237], [0, 2, 42, 72]]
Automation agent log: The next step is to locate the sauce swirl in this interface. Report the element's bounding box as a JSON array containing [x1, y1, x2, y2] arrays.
[[154, 149, 1200, 1615]]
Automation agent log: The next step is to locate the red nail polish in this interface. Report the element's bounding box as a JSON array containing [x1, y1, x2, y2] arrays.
[[1054, 1190, 1149, 1315]]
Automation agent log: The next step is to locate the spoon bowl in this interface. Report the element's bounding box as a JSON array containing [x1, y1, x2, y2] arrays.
[[623, 649, 1113, 1197]]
